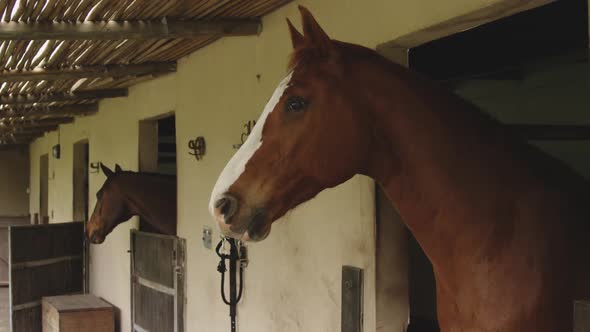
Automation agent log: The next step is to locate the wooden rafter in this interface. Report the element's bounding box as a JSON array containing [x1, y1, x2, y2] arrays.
[[0, 117, 74, 128], [0, 132, 44, 140], [0, 62, 176, 83], [24, 117, 74, 126], [0, 19, 262, 41], [0, 89, 127, 105], [0, 104, 98, 119], [0, 134, 42, 142], [0, 109, 87, 144], [6, 125, 58, 134]]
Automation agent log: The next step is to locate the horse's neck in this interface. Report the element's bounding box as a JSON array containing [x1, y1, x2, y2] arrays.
[[121, 175, 176, 234], [362, 60, 511, 268]]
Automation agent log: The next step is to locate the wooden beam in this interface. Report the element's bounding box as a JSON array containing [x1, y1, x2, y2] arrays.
[[0, 62, 176, 83], [22, 117, 74, 127], [0, 18, 262, 41], [0, 142, 29, 147], [0, 89, 127, 105], [5, 125, 58, 134], [0, 137, 36, 145], [386, 0, 556, 49], [0, 104, 98, 118], [0, 117, 74, 128], [377, 0, 557, 60], [0, 132, 44, 142], [0, 118, 70, 143], [507, 124, 590, 140]]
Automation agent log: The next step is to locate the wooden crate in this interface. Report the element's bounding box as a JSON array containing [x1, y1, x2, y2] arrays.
[[42, 294, 114, 332]]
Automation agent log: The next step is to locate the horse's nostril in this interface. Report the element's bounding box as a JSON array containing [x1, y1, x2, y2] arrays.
[[215, 194, 238, 223]]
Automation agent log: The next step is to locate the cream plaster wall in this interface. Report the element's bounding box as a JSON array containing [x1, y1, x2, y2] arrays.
[[28, 0, 514, 331]]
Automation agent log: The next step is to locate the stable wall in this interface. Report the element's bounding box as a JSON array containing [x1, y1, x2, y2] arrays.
[[28, 0, 523, 331]]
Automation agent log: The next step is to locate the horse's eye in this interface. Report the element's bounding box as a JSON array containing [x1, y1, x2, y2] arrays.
[[285, 96, 308, 113]]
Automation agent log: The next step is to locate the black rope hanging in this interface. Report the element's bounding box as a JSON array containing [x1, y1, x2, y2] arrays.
[[216, 237, 246, 332]]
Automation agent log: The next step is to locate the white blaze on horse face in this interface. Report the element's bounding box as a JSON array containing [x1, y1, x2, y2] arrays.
[[209, 71, 294, 218]]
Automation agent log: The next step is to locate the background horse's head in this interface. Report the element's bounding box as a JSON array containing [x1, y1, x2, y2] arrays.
[[87, 163, 134, 244], [210, 6, 377, 241]]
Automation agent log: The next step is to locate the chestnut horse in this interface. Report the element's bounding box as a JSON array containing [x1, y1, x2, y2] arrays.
[[210, 6, 590, 332], [87, 163, 176, 244]]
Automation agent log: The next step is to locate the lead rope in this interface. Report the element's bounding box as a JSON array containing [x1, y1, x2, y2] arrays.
[[216, 237, 245, 332]]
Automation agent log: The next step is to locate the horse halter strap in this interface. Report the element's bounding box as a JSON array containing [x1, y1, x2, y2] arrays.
[[216, 237, 246, 332]]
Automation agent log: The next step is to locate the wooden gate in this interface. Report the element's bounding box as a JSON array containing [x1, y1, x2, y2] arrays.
[[130, 230, 185, 332], [9, 222, 84, 332]]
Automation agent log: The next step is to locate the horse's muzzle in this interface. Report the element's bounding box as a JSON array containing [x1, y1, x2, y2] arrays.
[[214, 194, 239, 224], [213, 194, 271, 242], [88, 232, 105, 244]]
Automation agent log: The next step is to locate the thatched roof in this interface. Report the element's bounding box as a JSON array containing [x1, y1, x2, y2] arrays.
[[0, 0, 292, 145]]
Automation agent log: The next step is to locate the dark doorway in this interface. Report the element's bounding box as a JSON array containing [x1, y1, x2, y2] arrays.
[[39, 154, 49, 225], [394, 1, 589, 331], [138, 114, 177, 234], [156, 116, 177, 176], [73, 140, 89, 222], [73, 140, 90, 293], [409, 0, 588, 84]]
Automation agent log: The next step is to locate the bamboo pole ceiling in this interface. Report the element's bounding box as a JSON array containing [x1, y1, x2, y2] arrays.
[[0, 0, 292, 145]]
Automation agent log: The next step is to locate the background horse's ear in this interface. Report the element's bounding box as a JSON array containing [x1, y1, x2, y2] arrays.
[[298, 6, 333, 53], [115, 164, 123, 173], [287, 18, 304, 49], [100, 163, 114, 178]]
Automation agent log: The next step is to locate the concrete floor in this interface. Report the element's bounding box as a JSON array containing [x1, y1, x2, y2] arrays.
[[0, 287, 7, 332]]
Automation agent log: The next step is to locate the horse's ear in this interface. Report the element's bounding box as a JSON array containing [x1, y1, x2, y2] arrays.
[[298, 6, 332, 53], [115, 164, 123, 173], [100, 163, 114, 178], [287, 18, 304, 49]]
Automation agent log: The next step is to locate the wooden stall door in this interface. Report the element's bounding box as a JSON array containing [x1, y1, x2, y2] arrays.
[[130, 231, 185, 332], [9, 222, 84, 332]]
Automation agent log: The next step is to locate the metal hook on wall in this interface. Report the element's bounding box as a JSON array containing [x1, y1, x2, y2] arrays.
[[188, 136, 206, 160]]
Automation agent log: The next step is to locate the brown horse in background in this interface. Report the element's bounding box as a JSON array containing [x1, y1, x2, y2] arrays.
[[87, 163, 176, 244], [209, 6, 590, 332]]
